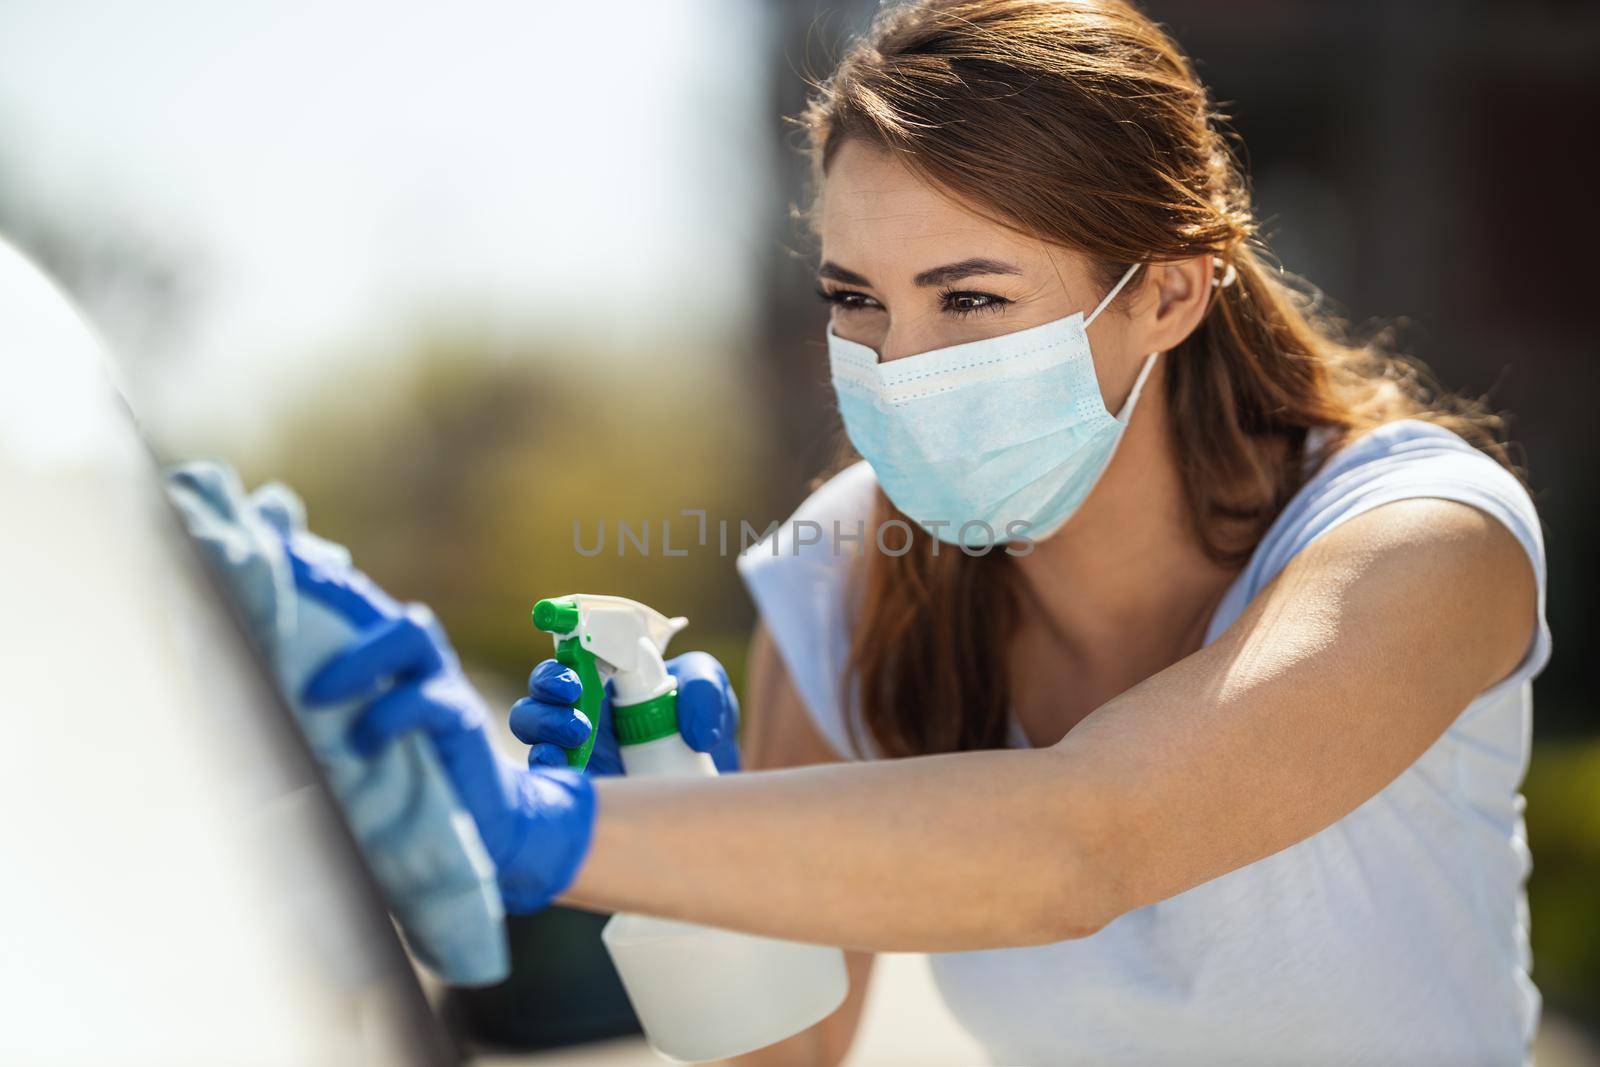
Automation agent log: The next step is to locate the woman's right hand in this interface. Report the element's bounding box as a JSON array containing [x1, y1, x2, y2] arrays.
[[509, 651, 741, 775]]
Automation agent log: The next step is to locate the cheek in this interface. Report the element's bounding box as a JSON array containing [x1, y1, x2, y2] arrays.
[[1086, 323, 1154, 413]]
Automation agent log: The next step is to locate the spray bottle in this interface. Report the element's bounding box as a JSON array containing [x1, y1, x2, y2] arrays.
[[532, 595, 848, 1063]]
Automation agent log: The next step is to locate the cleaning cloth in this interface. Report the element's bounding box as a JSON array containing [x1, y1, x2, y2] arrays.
[[166, 460, 509, 986]]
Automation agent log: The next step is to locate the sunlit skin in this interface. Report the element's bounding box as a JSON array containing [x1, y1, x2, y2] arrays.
[[558, 140, 1537, 1061]]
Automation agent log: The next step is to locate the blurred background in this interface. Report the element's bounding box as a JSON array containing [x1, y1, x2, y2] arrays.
[[2, 0, 1595, 1061]]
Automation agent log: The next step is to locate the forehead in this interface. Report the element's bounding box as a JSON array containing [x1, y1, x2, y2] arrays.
[[818, 140, 1049, 275]]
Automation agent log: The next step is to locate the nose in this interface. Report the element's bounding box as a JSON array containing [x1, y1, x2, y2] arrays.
[[876, 322, 948, 363], [832, 304, 953, 363]]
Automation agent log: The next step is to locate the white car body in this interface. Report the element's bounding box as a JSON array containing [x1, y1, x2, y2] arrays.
[[0, 236, 450, 1065]]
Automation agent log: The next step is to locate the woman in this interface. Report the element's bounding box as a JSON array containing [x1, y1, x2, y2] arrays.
[[297, 1, 1549, 1062]]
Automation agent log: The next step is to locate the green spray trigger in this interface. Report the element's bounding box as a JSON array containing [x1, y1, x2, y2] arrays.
[[532, 598, 605, 770]]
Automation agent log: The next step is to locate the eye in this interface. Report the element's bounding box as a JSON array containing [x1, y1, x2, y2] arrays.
[[816, 285, 883, 313], [815, 285, 1011, 318], [940, 289, 1012, 318]]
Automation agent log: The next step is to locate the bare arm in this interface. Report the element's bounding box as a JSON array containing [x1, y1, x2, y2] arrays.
[[727, 624, 874, 1067], [561, 499, 1537, 950]]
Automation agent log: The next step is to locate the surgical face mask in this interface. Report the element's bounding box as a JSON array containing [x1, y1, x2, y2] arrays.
[[828, 262, 1157, 548]]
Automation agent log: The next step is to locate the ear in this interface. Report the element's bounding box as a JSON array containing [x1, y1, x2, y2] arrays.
[[1129, 256, 1212, 354]]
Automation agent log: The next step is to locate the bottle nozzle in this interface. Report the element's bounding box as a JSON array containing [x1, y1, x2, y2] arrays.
[[532, 597, 580, 635]]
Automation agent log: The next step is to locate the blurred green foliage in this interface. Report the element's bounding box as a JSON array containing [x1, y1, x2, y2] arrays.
[[252, 331, 780, 699], [1525, 738, 1600, 1016]]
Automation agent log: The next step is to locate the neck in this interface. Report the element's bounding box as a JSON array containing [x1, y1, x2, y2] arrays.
[[1012, 364, 1236, 669]]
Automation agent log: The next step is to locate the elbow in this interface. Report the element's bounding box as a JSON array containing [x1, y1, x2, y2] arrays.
[[1055, 897, 1120, 941], [1027, 882, 1123, 944], [984, 894, 1111, 950], [1024, 911, 1113, 944]]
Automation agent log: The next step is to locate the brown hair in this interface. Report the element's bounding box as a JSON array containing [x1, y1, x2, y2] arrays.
[[796, 0, 1516, 759]]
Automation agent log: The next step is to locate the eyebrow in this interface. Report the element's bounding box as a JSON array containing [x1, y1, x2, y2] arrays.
[[816, 257, 1023, 289]]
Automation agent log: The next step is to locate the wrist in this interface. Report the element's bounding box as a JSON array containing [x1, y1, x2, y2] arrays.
[[496, 768, 597, 914]]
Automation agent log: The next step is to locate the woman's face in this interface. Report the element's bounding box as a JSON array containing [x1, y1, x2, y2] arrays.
[[817, 139, 1150, 410]]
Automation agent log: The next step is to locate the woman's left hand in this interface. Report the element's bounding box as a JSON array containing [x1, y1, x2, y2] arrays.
[[287, 534, 595, 914], [510, 651, 741, 775]]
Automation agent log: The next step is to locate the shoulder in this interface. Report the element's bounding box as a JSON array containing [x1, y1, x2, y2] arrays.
[[1218, 418, 1548, 689], [1271, 419, 1542, 577], [735, 460, 881, 760]]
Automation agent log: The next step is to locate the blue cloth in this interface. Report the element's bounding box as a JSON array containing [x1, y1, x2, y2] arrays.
[[166, 461, 508, 986]]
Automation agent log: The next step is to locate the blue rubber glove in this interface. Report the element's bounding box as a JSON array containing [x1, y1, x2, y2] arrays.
[[289, 538, 595, 914], [509, 652, 741, 775]]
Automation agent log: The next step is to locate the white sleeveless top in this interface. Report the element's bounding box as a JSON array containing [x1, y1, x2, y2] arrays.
[[737, 420, 1550, 1066]]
